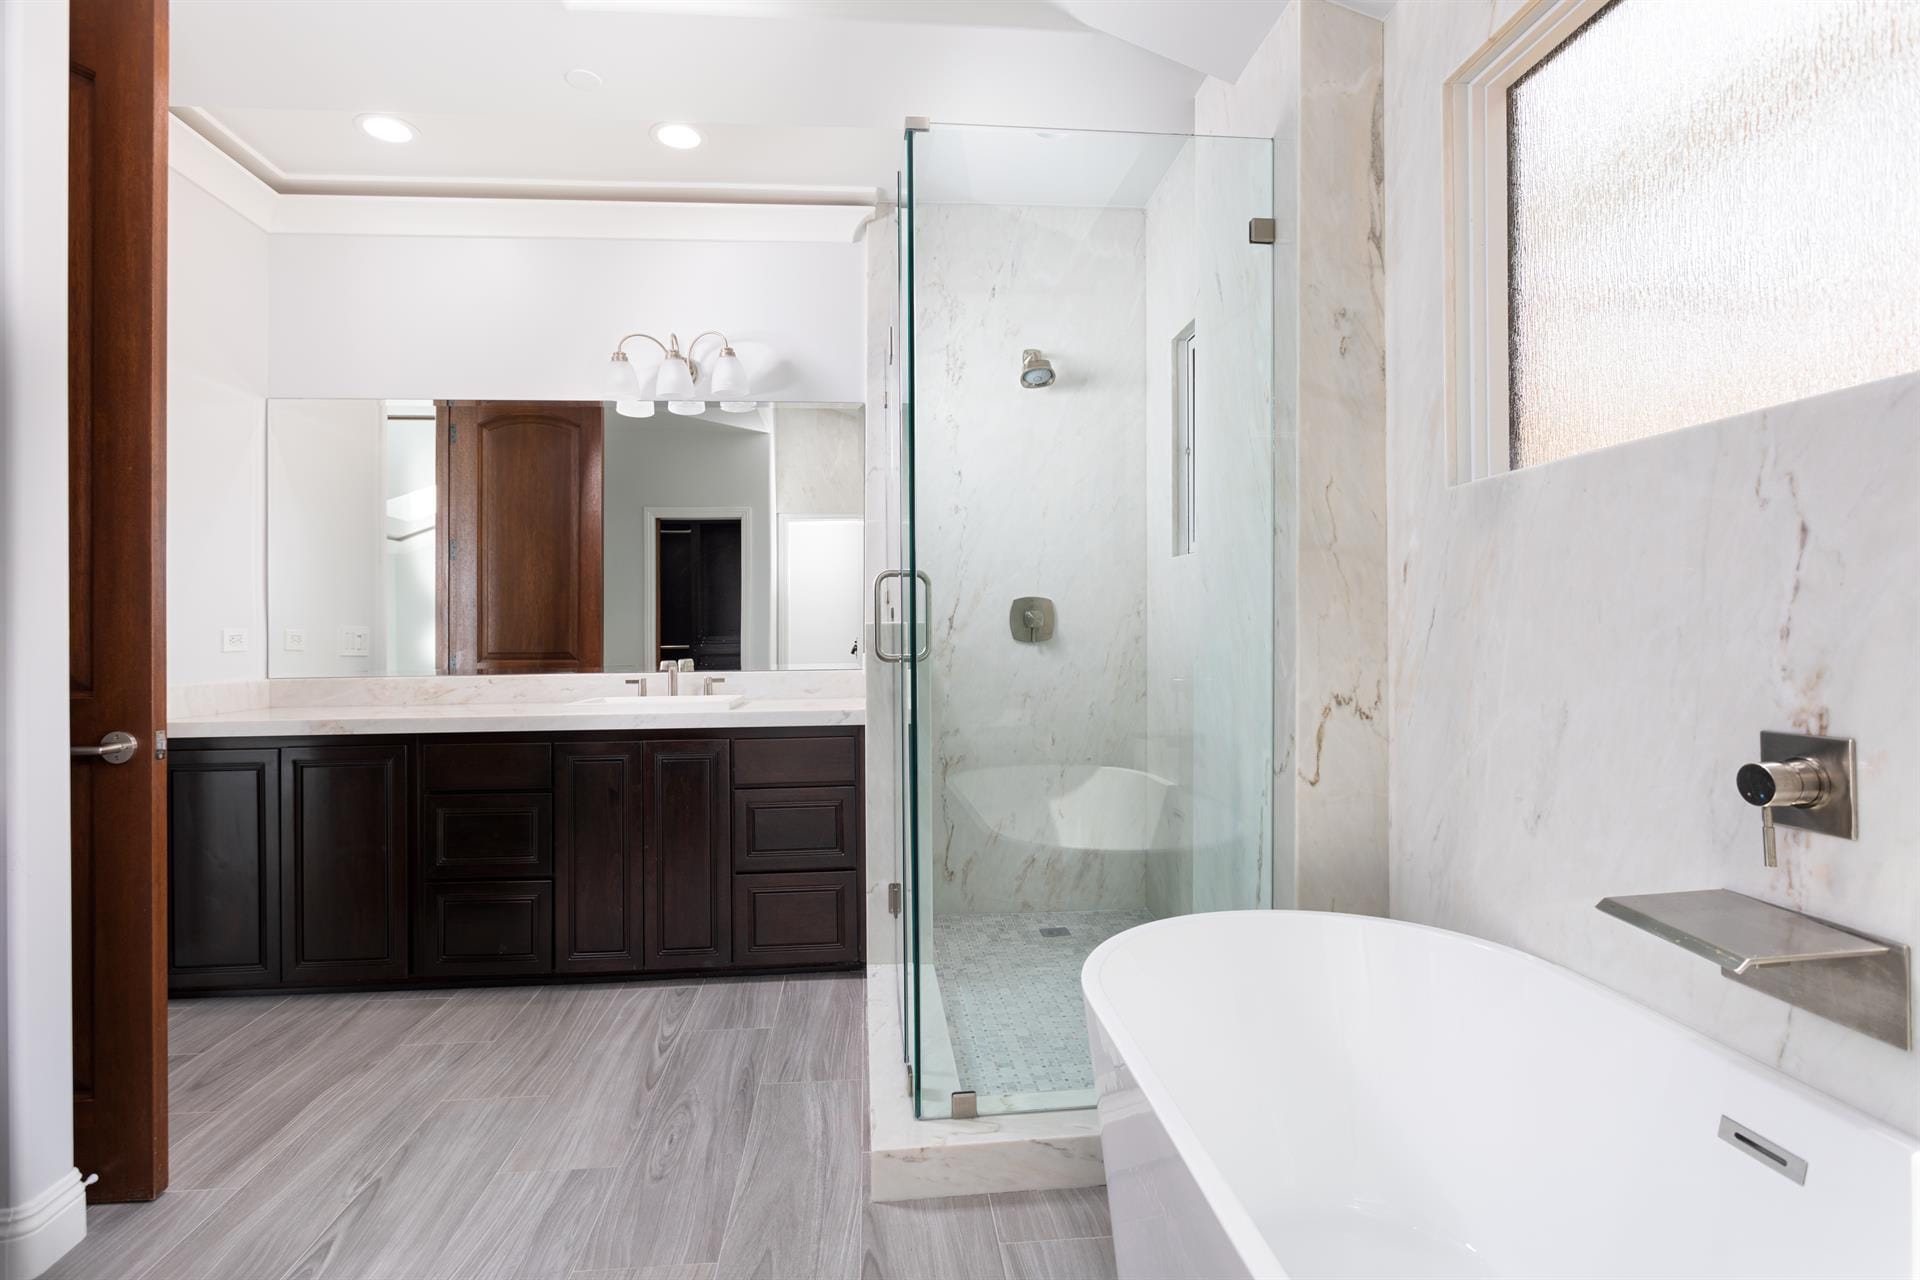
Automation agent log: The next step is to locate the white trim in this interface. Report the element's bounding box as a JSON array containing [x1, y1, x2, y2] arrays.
[[639, 507, 754, 674], [1444, 0, 1611, 483], [776, 513, 863, 671], [0, 1168, 87, 1280], [168, 112, 877, 244]]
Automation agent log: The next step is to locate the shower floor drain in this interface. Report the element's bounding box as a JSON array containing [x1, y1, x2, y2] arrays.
[[1038, 926, 1071, 938]]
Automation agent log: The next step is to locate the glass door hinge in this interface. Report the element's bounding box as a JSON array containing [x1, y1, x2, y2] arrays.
[[1249, 216, 1277, 245]]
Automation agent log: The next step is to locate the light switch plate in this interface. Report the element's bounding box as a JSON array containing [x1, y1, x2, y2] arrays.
[[337, 625, 371, 657], [283, 627, 307, 652], [220, 627, 249, 653]]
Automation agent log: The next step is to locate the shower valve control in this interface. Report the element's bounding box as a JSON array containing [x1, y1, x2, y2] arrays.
[[1736, 731, 1856, 868], [1010, 596, 1055, 643]]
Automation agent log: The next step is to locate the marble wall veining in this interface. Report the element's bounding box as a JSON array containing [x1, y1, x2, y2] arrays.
[[914, 204, 1151, 915], [1194, 0, 1387, 915], [1386, 0, 1920, 1132]]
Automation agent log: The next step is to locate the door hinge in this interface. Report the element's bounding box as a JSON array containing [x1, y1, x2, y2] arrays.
[[448, 538, 457, 562], [449, 422, 458, 445], [887, 882, 902, 916], [154, 730, 168, 761], [1249, 216, 1277, 245]]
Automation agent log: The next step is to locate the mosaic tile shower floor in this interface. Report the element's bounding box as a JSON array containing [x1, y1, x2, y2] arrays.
[[933, 908, 1153, 1098]]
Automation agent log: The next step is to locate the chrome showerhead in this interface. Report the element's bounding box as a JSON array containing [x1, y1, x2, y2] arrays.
[[1020, 348, 1056, 389]]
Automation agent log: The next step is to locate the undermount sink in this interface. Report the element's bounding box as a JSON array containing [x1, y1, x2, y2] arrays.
[[570, 693, 746, 710]]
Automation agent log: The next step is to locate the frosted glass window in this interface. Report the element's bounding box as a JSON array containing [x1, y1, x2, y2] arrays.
[[1506, 0, 1920, 470]]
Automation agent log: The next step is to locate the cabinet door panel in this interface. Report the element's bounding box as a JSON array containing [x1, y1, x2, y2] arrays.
[[416, 881, 552, 978], [642, 740, 731, 969], [732, 785, 858, 873], [733, 871, 860, 967], [554, 743, 644, 972], [169, 749, 279, 989], [280, 745, 408, 984]]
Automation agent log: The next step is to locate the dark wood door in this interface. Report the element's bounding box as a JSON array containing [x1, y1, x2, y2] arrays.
[[655, 519, 742, 670], [280, 746, 408, 985], [441, 401, 603, 674], [553, 742, 645, 973], [69, 0, 169, 1202], [168, 751, 279, 990], [642, 740, 732, 970]]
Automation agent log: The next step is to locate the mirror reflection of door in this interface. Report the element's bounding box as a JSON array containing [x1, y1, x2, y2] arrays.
[[655, 518, 743, 671], [438, 400, 605, 674]]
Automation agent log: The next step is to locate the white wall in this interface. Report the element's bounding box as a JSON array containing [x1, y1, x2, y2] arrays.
[[1386, 0, 1920, 1132], [265, 400, 387, 677], [268, 234, 865, 403], [167, 174, 270, 685], [0, 1, 86, 1273], [602, 411, 775, 672], [914, 203, 1151, 914]]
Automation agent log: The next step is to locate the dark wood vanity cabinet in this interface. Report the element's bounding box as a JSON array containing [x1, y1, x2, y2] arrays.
[[167, 727, 862, 994]]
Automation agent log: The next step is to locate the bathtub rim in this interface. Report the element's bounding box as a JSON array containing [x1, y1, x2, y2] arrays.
[[1081, 908, 1920, 1279]]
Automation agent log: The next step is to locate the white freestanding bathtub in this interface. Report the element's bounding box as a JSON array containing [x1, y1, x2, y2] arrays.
[[1083, 911, 1920, 1279]]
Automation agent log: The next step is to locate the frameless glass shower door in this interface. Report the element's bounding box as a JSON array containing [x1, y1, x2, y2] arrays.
[[901, 123, 1277, 1120]]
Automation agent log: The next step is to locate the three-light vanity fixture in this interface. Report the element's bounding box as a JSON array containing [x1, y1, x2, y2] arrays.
[[605, 330, 754, 419]]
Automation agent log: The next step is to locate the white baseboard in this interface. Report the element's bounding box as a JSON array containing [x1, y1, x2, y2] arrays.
[[0, 1168, 86, 1280]]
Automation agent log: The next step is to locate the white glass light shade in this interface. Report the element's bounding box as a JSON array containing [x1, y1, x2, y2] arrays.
[[718, 401, 756, 413], [708, 348, 749, 398], [667, 400, 707, 416], [654, 355, 696, 400], [606, 352, 643, 400], [615, 399, 655, 419]]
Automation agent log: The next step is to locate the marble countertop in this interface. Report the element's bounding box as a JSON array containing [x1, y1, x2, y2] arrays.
[[169, 697, 866, 739]]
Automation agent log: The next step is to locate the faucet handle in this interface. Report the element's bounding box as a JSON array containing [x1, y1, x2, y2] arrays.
[[677, 658, 696, 673], [1735, 733, 1857, 869], [703, 676, 727, 696]]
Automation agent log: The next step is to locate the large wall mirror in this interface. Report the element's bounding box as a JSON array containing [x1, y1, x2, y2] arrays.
[[266, 399, 863, 677]]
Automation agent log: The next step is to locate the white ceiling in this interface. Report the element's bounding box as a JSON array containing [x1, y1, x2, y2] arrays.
[[169, 0, 1267, 202]]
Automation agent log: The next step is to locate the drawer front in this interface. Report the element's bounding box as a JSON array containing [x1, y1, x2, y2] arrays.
[[732, 735, 858, 788], [422, 741, 552, 793], [423, 792, 553, 879], [732, 786, 857, 873], [416, 880, 553, 978], [732, 871, 860, 967]]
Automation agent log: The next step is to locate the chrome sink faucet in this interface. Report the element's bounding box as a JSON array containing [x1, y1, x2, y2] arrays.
[[658, 660, 679, 695]]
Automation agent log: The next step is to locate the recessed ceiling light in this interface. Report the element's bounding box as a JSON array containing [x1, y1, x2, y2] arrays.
[[564, 68, 603, 91], [356, 114, 415, 144], [652, 122, 703, 150]]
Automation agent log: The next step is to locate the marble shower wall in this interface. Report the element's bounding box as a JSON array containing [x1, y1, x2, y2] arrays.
[[1387, 0, 1920, 1132], [1194, 0, 1388, 914], [914, 204, 1151, 914]]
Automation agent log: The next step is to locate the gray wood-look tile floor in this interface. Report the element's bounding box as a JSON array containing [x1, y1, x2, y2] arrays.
[[46, 975, 1119, 1280]]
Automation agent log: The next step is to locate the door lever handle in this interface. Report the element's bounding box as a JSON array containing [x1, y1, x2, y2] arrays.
[[72, 731, 138, 764]]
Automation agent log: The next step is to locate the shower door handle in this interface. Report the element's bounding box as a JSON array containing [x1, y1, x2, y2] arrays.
[[871, 570, 932, 664]]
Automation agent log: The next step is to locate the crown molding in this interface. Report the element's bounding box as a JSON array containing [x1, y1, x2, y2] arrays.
[[167, 114, 878, 243]]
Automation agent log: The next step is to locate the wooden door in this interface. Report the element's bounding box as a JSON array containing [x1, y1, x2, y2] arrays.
[[280, 745, 409, 985], [168, 750, 279, 991], [641, 739, 732, 970], [440, 401, 603, 674], [69, 0, 169, 1202], [554, 742, 645, 973]]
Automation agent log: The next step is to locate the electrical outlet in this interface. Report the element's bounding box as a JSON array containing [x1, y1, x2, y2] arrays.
[[221, 628, 249, 653], [283, 627, 307, 652], [337, 625, 371, 657]]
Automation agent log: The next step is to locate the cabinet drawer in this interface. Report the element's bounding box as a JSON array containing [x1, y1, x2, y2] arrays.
[[732, 735, 858, 788], [423, 792, 552, 879], [422, 742, 552, 793], [416, 881, 553, 978], [732, 871, 860, 967], [732, 786, 857, 873]]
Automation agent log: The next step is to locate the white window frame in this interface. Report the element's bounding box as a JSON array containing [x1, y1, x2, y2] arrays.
[[1445, 0, 1616, 484]]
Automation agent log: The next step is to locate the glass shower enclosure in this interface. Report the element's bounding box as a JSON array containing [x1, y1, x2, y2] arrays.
[[897, 123, 1276, 1120]]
